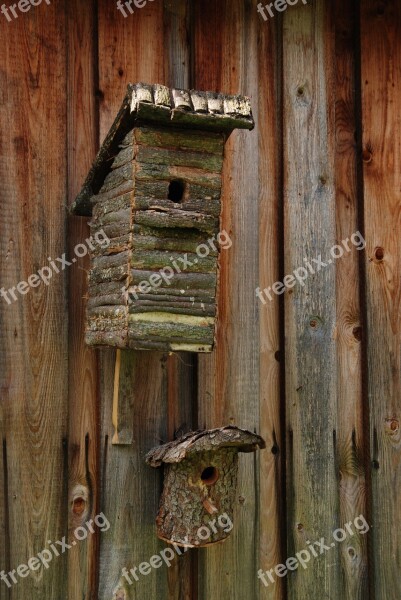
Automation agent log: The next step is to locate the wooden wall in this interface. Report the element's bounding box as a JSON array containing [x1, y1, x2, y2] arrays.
[[0, 0, 400, 599]]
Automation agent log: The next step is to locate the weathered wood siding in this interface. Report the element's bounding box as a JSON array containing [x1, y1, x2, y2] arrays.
[[0, 1, 400, 599]]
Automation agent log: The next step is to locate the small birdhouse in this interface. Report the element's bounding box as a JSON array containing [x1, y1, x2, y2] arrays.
[[146, 426, 265, 547], [71, 83, 254, 352]]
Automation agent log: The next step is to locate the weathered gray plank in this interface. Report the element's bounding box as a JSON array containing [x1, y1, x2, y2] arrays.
[[283, 1, 341, 598]]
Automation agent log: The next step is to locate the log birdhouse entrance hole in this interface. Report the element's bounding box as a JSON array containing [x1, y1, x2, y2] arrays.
[[71, 83, 254, 353], [146, 426, 265, 547]]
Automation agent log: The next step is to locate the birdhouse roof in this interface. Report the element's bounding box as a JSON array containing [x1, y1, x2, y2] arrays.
[[146, 426, 265, 467], [71, 83, 255, 216]]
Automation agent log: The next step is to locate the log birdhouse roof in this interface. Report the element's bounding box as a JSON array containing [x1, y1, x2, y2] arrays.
[[146, 426, 266, 467], [71, 83, 255, 216]]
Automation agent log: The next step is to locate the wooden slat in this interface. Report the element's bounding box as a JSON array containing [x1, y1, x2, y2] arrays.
[[257, 13, 285, 600], [283, 2, 341, 598], [67, 1, 100, 597], [0, 409, 9, 600], [163, 0, 191, 90], [335, 1, 368, 597], [97, 2, 170, 598], [194, 1, 261, 598], [0, 3, 68, 598], [162, 3, 197, 598], [360, 2, 401, 598]]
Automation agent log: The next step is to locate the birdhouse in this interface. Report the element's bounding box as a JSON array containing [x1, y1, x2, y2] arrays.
[[146, 426, 265, 547], [71, 83, 254, 353]]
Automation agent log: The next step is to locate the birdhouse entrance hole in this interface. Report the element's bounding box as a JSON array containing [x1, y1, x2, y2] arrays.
[[201, 466, 219, 485], [168, 179, 186, 203]]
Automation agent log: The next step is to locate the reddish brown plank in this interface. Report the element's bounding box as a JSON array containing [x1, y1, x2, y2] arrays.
[[360, 1, 401, 598], [194, 1, 262, 598], [0, 2, 68, 598], [257, 13, 285, 600], [67, 1, 100, 598], [335, 1, 368, 597]]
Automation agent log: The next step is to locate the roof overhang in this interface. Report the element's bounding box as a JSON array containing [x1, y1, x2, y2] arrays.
[[71, 83, 255, 216]]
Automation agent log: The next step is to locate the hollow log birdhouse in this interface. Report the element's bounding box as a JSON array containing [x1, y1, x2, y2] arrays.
[[146, 426, 265, 547], [71, 83, 254, 352]]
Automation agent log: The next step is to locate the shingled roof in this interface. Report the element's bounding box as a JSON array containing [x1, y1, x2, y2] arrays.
[[71, 83, 254, 216]]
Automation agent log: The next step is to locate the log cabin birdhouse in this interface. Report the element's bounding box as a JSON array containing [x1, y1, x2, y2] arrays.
[[71, 83, 254, 352], [146, 426, 265, 547]]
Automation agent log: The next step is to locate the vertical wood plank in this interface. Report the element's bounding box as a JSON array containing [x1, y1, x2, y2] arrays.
[[283, 1, 341, 598], [194, 1, 261, 598], [360, 2, 401, 598], [97, 2, 169, 598], [0, 414, 9, 600], [163, 0, 191, 90], [67, 1, 100, 598], [335, 1, 368, 597], [0, 1, 68, 598], [163, 2, 197, 598], [257, 13, 285, 600]]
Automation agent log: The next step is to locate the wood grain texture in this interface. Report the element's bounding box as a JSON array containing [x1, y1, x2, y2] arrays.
[[335, 1, 368, 597], [283, 1, 341, 598], [0, 2, 68, 598], [67, 1, 100, 598], [194, 1, 261, 598], [163, 3, 197, 597], [360, 2, 401, 598], [99, 350, 170, 600], [0, 412, 9, 600], [97, 1, 170, 598], [257, 13, 285, 600]]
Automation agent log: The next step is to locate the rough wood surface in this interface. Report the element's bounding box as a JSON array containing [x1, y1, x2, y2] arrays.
[[283, 2, 341, 598], [360, 2, 401, 598], [194, 1, 261, 598], [134, 126, 224, 155], [97, 1, 170, 598], [335, 2, 368, 597], [147, 426, 265, 466], [135, 144, 223, 172], [133, 195, 221, 217], [67, 1, 100, 598], [257, 12, 285, 600], [0, 3, 68, 598], [153, 449, 239, 547]]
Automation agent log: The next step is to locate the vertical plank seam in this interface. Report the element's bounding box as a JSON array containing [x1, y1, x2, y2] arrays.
[[353, 1, 374, 597]]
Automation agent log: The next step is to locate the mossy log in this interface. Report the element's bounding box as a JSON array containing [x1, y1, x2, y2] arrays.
[[91, 181, 135, 207], [130, 270, 217, 290], [133, 195, 221, 217], [133, 126, 225, 155], [92, 193, 133, 218], [127, 314, 215, 345], [100, 162, 133, 194], [135, 162, 222, 191], [131, 249, 216, 273], [134, 209, 218, 234], [129, 301, 216, 318], [135, 145, 223, 172], [132, 232, 218, 254]]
